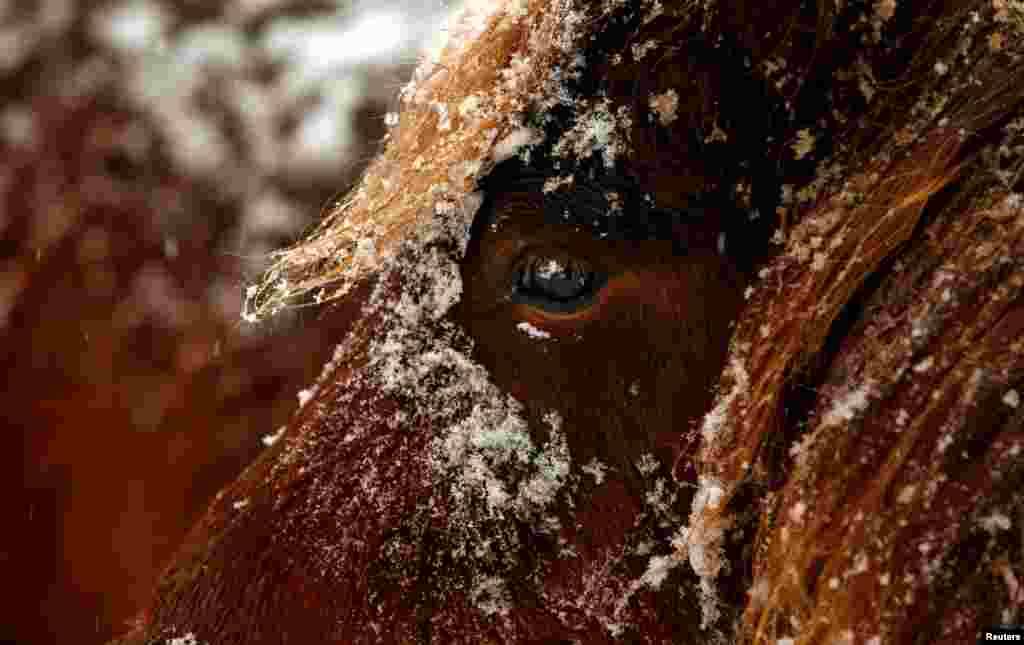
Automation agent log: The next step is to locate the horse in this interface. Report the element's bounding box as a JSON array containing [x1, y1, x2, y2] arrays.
[[111, 0, 1023, 642]]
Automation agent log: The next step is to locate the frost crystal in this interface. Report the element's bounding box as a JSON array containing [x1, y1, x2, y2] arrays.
[[636, 452, 660, 475], [542, 174, 575, 193], [979, 512, 1012, 534], [631, 39, 658, 60], [820, 382, 874, 429], [471, 576, 512, 616], [638, 553, 682, 590], [1003, 388, 1020, 408], [493, 127, 540, 163], [790, 381, 875, 470], [516, 321, 552, 339], [297, 387, 316, 408], [553, 98, 632, 168], [682, 475, 731, 628], [581, 457, 608, 484], [261, 425, 286, 447], [649, 89, 679, 127], [792, 128, 816, 160], [701, 355, 750, 444]]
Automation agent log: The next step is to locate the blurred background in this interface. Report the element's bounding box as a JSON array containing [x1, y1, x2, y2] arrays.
[[2, 1, 453, 642]]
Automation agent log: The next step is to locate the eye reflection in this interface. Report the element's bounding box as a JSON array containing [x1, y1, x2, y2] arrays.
[[510, 250, 608, 314]]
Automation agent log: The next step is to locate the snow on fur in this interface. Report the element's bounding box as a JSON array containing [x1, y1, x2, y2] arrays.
[[242, 0, 735, 638]]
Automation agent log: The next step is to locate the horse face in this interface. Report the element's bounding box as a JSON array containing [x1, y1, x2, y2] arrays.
[[118, 173, 745, 645]]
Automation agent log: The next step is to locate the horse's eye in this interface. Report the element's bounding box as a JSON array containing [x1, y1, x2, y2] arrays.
[[510, 250, 607, 314]]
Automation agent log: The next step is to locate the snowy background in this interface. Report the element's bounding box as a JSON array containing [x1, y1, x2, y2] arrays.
[[1, 0, 455, 281], [2, 2, 457, 643]]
